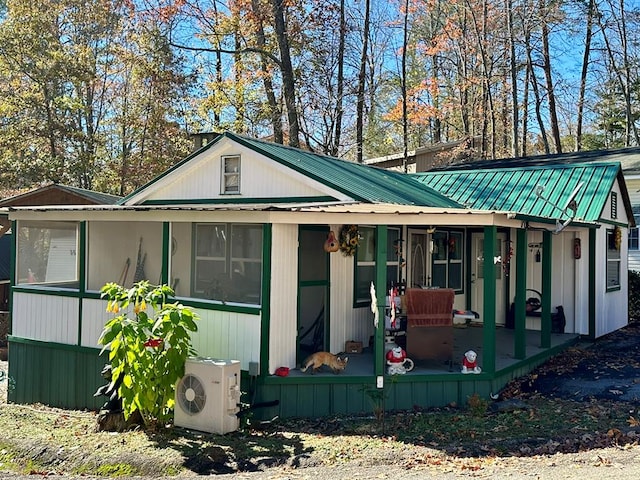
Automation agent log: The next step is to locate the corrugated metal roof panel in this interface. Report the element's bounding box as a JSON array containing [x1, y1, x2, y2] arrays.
[[412, 162, 620, 222], [226, 133, 463, 208]]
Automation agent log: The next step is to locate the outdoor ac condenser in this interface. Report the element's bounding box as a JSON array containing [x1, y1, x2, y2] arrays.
[[174, 357, 241, 434]]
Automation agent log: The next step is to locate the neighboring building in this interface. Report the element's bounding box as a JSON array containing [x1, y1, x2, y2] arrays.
[[618, 150, 640, 271], [5, 134, 634, 420]]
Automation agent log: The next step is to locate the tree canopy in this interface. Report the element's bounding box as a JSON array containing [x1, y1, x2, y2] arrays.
[[0, 0, 639, 195]]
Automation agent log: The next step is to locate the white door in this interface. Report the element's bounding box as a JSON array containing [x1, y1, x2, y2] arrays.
[[471, 232, 507, 325]]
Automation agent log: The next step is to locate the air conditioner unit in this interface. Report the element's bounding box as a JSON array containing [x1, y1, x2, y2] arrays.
[[174, 357, 241, 434]]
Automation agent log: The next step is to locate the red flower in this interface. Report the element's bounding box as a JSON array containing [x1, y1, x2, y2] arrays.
[[144, 338, 163, 348]]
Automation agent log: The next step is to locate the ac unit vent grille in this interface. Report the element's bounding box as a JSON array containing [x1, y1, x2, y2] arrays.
[[177, 374, 206, 415]]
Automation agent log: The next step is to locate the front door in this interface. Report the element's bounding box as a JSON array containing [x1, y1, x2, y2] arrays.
[[471, 232, 507, 325], [297, 226, 330, 362], [408, 229, 429, 288]]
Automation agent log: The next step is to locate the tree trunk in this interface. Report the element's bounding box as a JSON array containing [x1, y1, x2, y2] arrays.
[[356, 0, 370, 163], [539, 0, 562, 153], [251, 0, 283, 144], [401, 0, 409, 172], [507, 0, 519, 157], [330, 0, 346, 157], [271, 0, 299, 148], [575, 0, 594, 151]]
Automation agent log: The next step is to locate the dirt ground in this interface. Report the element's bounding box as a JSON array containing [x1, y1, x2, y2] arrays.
[[2, 325, 640, 479]]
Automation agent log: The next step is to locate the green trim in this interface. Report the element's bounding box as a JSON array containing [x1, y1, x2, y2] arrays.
[[260, 224, 272, 377], [540, 230, 552, 348], [9, 220, 15, 332], [515, 214, 597, 229], [598, 218, 629, 227], [374, 226, 387, 377], [514, 228, 527, 359], [606, 285, 621, 292], [162, 223, 169, 284], [482, 226, 496, 374], [180, 298, 261, 315], [8, 335, 101, 355], [141, 196, 337, 206], [12, 286, 82, 297]]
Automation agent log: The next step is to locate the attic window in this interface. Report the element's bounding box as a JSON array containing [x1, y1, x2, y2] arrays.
[[222, 155, 240, 194], [611, 192, 617, 219]]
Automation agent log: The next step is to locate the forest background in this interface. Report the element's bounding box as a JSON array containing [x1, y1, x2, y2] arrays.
[[0, 0, 637, 197]]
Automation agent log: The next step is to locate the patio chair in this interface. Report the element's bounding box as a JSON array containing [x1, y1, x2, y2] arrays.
[[405, 288, 455, 362]]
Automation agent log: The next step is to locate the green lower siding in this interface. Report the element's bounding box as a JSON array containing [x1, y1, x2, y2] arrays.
[[7, 337, 105, 410], [7, 336, 572, 419]]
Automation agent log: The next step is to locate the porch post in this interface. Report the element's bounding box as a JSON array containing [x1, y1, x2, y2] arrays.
[[588, 228, 596, 340], [374, 225, 388, 377], [161, 222, 170, 285], [540, 230, 553, 348], [514, 228, 527, 359], [483, 225, 496, 374]]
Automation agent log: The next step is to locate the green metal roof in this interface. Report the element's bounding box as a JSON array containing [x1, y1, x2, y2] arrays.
[[412, 161, 621, 223], [122, 132, 463, 208]]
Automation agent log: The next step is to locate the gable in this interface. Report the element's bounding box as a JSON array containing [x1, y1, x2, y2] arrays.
[[122, 132, 464, 209], [123, 136, 350, 205]]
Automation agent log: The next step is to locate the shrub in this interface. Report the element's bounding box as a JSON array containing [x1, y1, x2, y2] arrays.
[[99, 281, 199, 429]]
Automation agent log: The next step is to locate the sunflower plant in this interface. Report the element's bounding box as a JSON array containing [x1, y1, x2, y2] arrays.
[[98, 281, 199, 429]]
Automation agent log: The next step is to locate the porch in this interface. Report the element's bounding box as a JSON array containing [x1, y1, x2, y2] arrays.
[[289, 326, 579, 377]]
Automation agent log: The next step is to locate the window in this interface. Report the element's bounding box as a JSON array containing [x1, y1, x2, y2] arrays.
[[355, 227, 400, 304], [629, 227, 639, 251], [16, 221, 79, 288], [431, 230, 464, 292], [606, 228, 621, 290], [221, 155, 240, 194], [193, 223, 262, 304]]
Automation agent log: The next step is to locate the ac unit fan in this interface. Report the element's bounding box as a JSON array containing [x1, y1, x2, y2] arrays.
[[177, 373, 207, 415]]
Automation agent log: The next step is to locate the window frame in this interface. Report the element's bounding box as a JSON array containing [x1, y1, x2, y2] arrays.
[[629, 226, 639, 251], [15, 220, 80, 289], [606, 228, 621, 291], [191, 222, 263, 305], [354, 226, 401, 306], [430, 229, 464, 293], [221, 155, 241, 195]]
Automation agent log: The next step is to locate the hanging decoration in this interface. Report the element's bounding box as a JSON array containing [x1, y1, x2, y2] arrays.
[[614, 226, 622, 251], [339, 224, 360, 256], [324, 230, 340, 253], [573, 238, 581, 259], [503, 241, 513, 275]]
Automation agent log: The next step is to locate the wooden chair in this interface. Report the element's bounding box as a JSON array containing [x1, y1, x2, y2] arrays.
[[405, 288, 455, 362]]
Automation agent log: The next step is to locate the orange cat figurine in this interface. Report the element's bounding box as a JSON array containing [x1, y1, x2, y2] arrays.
[[301, 351, 348, 374]]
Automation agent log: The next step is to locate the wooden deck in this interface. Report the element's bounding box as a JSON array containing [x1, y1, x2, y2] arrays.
[[291, 326, 579, 377]]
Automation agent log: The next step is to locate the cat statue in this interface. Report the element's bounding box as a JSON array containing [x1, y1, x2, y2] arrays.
[[301, 351, 348, 374]]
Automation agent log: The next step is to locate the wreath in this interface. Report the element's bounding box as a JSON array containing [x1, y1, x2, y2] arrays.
[[339, 224, 360, 256], [614, 226, 622, 251]]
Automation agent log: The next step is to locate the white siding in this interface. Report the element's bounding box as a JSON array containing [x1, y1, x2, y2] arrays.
[[268, 224, 299, 373], [595, 227, 629, 337], [189, 309, 261, 371], [81, 298, 110, 347], [12, 292, 79, 344], [328, 230, 373, 352], [143, 139, 348, 203]]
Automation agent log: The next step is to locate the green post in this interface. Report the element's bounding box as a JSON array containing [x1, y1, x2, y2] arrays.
[[514, 228, 527, 359], [375, 225, 388, 377], [541, 230, 552, 348], [162, 222, 170, 285], [482, 226, 496, 373], [260, 224, 273, 377]]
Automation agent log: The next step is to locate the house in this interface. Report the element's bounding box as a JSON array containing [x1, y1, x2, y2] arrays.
[[5, 134, 633, 420], [616, 149, 640, 271], [0, 184, 121, 355]]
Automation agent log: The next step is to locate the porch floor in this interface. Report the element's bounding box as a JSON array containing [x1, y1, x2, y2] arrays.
[[294, 326, 579, 377]]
